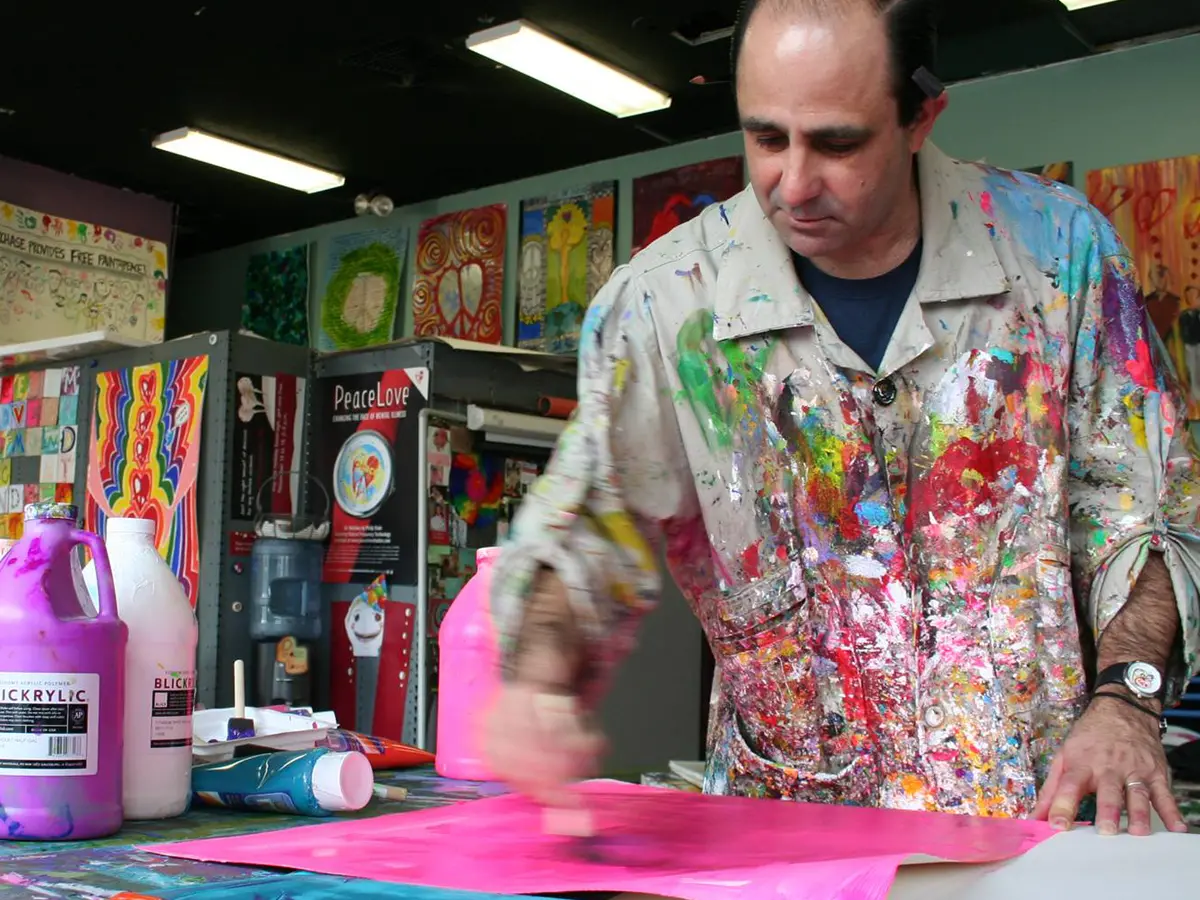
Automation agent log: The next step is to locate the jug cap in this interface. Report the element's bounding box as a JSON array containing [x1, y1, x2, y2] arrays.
[[106, 517, 156, 536], [24, 501, 78, 522]]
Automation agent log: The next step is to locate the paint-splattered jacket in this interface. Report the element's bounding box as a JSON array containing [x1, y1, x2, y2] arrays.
[[491, 143, 1200, 817]]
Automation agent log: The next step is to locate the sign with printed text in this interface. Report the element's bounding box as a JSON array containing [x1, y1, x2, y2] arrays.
[[314, 367, 429, 584], [0, 201, 167, 345]]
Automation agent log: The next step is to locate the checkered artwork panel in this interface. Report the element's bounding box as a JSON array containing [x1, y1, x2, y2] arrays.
[[0, 365, 80, 539]]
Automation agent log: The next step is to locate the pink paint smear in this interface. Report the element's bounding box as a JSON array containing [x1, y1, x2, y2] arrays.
[[144, 781, 1054, 900]]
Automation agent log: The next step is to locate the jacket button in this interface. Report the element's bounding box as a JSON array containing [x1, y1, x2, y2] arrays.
[[872, 377, 897, 406]]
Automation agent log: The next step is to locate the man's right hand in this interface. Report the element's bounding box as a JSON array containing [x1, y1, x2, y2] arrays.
[[482, 568, 606, 810]]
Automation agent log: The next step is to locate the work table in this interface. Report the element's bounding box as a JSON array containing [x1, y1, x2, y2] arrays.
[[2, 767, 1197, 899]]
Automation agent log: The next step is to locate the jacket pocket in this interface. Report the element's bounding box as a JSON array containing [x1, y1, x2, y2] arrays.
[[706, 696, 877, 804], [704, 567, 873, 782]]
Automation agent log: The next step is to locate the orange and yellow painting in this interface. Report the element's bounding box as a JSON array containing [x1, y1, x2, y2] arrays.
[[1087, 155, 1200, 417]]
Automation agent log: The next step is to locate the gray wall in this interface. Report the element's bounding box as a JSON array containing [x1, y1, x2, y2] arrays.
[[171, 32, 1200, 345]]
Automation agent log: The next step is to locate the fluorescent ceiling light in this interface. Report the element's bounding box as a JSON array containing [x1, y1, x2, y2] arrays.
[[466, 20, 671, 118], [1059, 0, 1120, 9], [151, 127, 345, 193]]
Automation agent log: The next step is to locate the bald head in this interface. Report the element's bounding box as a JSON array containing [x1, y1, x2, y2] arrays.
[[732, 0, 938, 125]]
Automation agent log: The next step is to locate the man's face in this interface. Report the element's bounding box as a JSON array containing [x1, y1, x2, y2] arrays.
[[737, 5, 937, 263]]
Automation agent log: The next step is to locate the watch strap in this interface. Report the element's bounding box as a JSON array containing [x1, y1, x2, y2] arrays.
[[1092, 691, 1167, 738]]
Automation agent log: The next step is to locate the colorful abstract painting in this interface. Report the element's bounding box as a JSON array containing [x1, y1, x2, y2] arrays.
[[1087, 154, 1200, 416], [517, 182, 615, 353], [632, 157, 745, 257], [244, 245, 309, 346], [0, 366, 80, 541], [1023, 161, 1074, 186], [85, 355, 209, 607], [319, 229, 408, 351], [412, 205, 506, 344]]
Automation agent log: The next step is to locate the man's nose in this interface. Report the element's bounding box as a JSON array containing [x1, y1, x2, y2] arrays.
[[777, 150, 823, 210]]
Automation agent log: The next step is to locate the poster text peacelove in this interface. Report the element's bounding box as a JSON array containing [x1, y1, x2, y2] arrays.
[[333, 381, 410, 412]]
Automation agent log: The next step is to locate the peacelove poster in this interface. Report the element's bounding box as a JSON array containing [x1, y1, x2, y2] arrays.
[[314, 368, 428, 584], [230, 373, 305, 521]]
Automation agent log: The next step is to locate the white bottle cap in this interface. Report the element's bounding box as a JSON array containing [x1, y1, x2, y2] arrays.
[[311, 751, 373, 812], [106, 517, 156, 537]]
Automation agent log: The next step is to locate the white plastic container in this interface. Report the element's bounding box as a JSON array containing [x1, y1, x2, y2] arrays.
[[83, 517, 198, 819]]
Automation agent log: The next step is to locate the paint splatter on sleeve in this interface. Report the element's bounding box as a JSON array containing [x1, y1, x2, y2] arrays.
[[489, 266, 695, 687], [1067, 213, 1200, 695]]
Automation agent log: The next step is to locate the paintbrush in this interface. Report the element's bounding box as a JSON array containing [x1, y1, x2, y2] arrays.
[[226, 659, 255, 740], [372, 783, 409, 801]]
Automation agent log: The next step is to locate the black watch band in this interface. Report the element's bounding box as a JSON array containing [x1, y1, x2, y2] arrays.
[[1094, 661, 1166, 701], [1092, 692, 1168, 738]]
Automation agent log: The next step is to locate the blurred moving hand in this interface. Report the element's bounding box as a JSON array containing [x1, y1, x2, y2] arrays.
[[482, 568, 606, 811]]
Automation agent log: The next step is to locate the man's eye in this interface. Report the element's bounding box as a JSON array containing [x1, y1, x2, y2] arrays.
[[755, 135, 786, 150], [820, 142, 860, 156]]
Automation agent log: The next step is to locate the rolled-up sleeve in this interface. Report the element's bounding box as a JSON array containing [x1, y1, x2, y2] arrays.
[[1068, 210, 1200, 699], [490, 266, 694, 687]]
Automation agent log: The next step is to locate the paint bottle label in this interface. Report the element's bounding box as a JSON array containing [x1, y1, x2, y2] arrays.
[[150, 671, 195, 749], [0, 672, 100, 776]]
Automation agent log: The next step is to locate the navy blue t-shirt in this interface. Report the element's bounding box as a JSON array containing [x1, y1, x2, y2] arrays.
[[793, 238, 922, 372]]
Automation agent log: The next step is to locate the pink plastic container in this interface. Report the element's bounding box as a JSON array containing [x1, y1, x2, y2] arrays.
[[435, 546, 501, 781]]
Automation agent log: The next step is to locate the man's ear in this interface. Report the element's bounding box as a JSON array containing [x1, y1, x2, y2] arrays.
[[909, 92, 948, 153]]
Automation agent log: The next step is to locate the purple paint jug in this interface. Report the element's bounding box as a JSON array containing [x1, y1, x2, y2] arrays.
[[436, 547, 500, 781], [0, 502, 127, 840]]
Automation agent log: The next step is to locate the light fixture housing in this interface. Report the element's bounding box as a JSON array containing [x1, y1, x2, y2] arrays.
[[151, 127, 345, 193], [466, 20, 672, 118], [1059, 0, 1120, 9]]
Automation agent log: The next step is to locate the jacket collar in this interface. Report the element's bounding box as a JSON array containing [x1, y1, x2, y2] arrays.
[[712, 142, 1011, 342]]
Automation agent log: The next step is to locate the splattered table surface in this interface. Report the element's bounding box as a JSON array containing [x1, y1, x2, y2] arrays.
[[0, 766, 519, 900]]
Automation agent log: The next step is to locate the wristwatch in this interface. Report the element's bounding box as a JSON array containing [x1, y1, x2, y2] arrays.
[[1094, 661, 1166, 702]]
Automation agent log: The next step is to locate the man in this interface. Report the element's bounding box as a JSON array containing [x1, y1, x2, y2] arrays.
[[485, 0, 1200, 837]]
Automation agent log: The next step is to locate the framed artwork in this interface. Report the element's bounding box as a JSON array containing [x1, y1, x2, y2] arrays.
[[318, 230, 408, 351], [1087, 154, 1200, 416], [0, 366, 81, 540], [244, 246, 309, 347], [85, 355, 209, 607], [632, 157, 745, 257], [517, 182, 616, 353], [411, 205, 507, 344]]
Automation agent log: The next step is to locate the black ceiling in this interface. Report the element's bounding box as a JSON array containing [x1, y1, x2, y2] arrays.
[[3, 0, 1198, 258]]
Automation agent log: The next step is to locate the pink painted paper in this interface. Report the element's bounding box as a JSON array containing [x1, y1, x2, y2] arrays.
[[146, 781, 1054, 900]]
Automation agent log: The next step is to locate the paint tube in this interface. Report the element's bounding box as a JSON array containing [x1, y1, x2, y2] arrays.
[[191, 748, 373, 817], [317, 728, 436, 770]]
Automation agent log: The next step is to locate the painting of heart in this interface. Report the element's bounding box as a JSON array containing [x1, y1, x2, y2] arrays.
[[85, 355, 209, 607], [412, 204, 507, 344], [631, 157, 745, 258]]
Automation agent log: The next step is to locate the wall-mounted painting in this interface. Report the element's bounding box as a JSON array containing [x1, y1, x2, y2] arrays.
[[412, 205, 507, 344], [517, 182, 616, 354], [319, 230, 408, 351], [632, 157, 745, 257]]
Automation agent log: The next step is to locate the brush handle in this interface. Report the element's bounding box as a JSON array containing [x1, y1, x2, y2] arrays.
[[233, 658, 246, 718]]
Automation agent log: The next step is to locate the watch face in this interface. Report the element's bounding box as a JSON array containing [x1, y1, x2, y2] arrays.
[[1125, 662, 1163, 697]]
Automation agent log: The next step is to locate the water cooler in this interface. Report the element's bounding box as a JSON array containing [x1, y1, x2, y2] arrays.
[[248, 474, 329, 706]]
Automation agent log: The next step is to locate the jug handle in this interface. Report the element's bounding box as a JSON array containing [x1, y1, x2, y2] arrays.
[[72, 528, 119, 620]]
